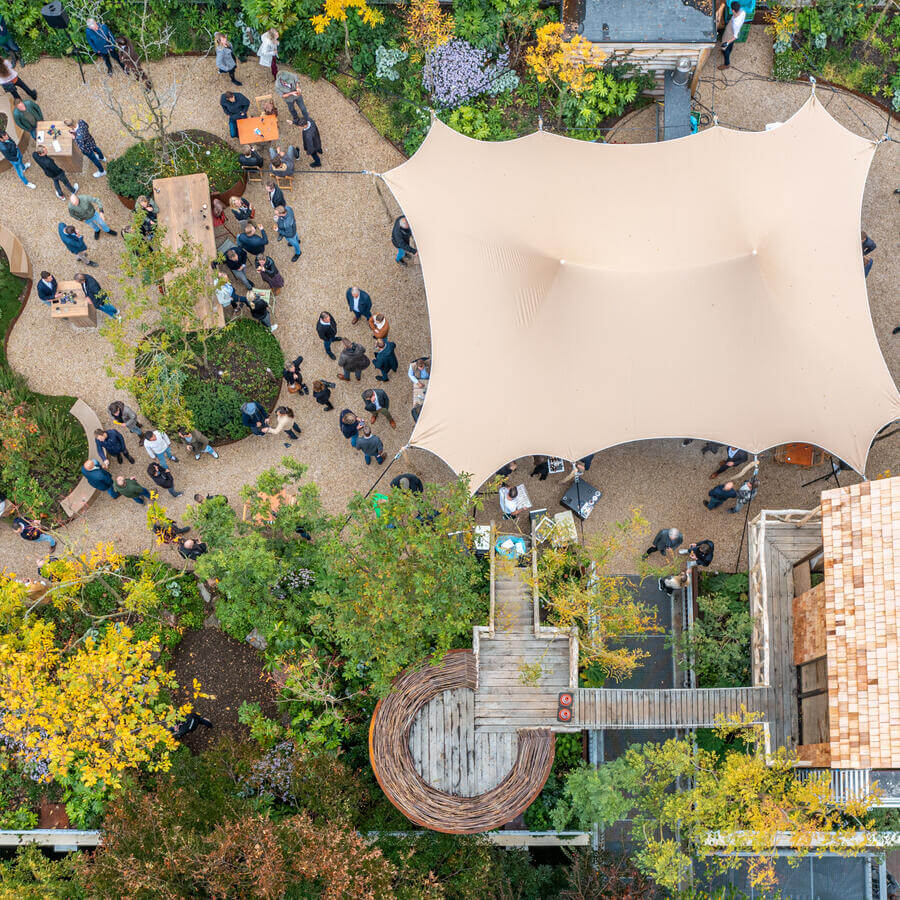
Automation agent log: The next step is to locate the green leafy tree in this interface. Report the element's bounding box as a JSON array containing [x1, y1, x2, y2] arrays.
[[0, 846, 83, 900], [553, 715, 878, 892], [309, 475, 487, 696]]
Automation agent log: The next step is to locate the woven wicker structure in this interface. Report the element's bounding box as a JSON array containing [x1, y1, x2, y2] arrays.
[[369, 649, 555, 834]]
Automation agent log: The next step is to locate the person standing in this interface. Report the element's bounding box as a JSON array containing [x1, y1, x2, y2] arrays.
[[74, 273, 119, 319], [275, 70, 308, 124], [115, 34, 152, 89], [337, 338, 370, 382], [36, 272, 58, 305], [147, 461, 182, 498], [283, 355, 306, 394], [12, 97, 41, 138], [0, 129, 35, 188], [368, 313, 389, 340], [255, 254, 283, 293], [108, 400, 143, 438], [176, 537, 208, 561], [214, 32, 241, 86], [0, 15, 22, 67], [32, 146, 77, 198], [390, 473, 423, 493], [312, 380, 334, 411], [241, 400, 269, 436], [58, 224, 96, 266], [237, 223, 268, 256], [683, 539, 715, 567], [265, 180, 285, 210], [13, 517, 56, 552], [220, 90, 250, 139], [729, 477, 758, 514], [373, 338, 398, 382], [274, 205, 302, 261], [340, 409, 363, 446], [85, 18, 125, 75], [94, 427, 134, 464], [246, 291, 277, 332], [176, 427, 219, 461], [356, 426, 385, 465], [82, 459, 120, 498], [257, 28, 279, 80], [363, 388, 396, 429], [711, 446, 748, 478], [703, 481, 737, 510], [408, 357, 430, 387], [643, 527, 683, 559], [392, 215, 416, 266], [142, 429, 178, 468], [65, 118, 107, 177], [0, 58, 36, 100], [266, 405, 300, 443], [345, 286, 371, 323], [223, 247, 254, 289], [299, 117, 322, 167], [316, 311, 340, 359], [115, 474, 151, 505], [561, 454, 595, 485], [718, 1, 747, 70], [68, 192, 117, 239]]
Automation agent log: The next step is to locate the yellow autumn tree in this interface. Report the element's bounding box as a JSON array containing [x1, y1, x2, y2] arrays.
[[311, 0, 385, 66], [404, 0, 454, 58]]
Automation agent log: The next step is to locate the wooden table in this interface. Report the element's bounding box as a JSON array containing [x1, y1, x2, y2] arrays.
[[152, 173, 224, 328], [774, 443, 824, 468], [35, 121, 83, 173], [236, 115, 279, 145], [50, 281, 96, 327]]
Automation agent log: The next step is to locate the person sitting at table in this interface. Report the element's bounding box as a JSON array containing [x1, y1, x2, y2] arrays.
[[12, 97, 41, 139], [269, 145, 298, 176], [219, 89, 250, 139], [229, 194, 255, 224], [261, 98, 278, 118], [255, 253, 283, 293], [238, 145, 264, 171], [499, 484, 529, 520], [215, 277, 245, 318], [34, 144, 78, 199], [237, 223, 268, 256], [408, 357, 430, 387], [74, 272, 119, 319], [246, 290, 277, 332], [36, 271, 57, 305], [211, 197, 228, 230], [223, 246, 254, 289]]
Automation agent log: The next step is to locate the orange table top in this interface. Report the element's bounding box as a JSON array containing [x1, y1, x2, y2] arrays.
[[237, 115, 279, 145], [779, 443, 817, 466]]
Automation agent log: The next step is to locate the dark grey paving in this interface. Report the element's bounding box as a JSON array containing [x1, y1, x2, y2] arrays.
[[582, 0, 715, 43], [664, 71, 693, 140]]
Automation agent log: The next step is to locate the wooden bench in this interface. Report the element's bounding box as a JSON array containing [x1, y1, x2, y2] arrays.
[[0, 222, 32, 280], [60, 399, 102, 519]]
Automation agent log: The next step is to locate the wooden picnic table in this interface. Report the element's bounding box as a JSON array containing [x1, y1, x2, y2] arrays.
[[35, 121, 83, 173], [236, 115, 279, 146], [50, 280, 96, 327], [152, 173, 224, 329]]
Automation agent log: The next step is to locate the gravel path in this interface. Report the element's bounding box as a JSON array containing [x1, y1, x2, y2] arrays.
[[1, 35, 896, 575]]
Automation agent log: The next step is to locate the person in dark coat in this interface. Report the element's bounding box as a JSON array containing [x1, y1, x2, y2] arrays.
[[391, 215, 416, 265], [176, 537, 208, 561], [345, 286, 371, 323], [643, 527, 683, 559], [363, 387, 396, 428], [172, 712, 212, 739], [237, 224, 268, 256], [116, 34, 152, 89], [704, 481, 737, 510], [32, 146, 77, 198], [0, 128, 35, 188], [36, 272, 57, 305], [316, 311, 340, 359], [265, 180, 285, 210], [282, 355, 307, 394], [255, 254, 283, 292], [74, 273, 118, 319], [147, 461, 182, 497], [241, 400, 269, 436], [339, 409, 363, 445], [337, 339, 370, 382], [390, 473, 423, 493], [85, 18, 125, 75], [239, 146, 263, 170], [58, 224, 96, 266], [711, 446, 748, 478], [356, 426, 385, 465], [373, 338, 398, 382], [65, 118, 107, 176], [219, 91, 249, 139], [0, 14, 22, 66], [82, 458, 119, 498], [223, 247, 254, 290], [685, 539, 715, 567], [94, 427, 134, 464], [312, 380, 334, 411], [299, 117, 322, 167], [108, 400, 143, 437]]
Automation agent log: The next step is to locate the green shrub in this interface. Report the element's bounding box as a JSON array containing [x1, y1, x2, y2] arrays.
[[107, 131, 241, 200]]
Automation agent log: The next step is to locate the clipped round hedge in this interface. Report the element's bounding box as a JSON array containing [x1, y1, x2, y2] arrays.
[[107, 130, 242, 200], [180, 320, 284, 443]]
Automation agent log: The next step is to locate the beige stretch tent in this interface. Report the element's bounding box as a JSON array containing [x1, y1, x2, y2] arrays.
[[383, 96, 900, 491]]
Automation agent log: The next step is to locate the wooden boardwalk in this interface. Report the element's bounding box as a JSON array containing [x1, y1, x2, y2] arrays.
[[474, 570, 576, 733]]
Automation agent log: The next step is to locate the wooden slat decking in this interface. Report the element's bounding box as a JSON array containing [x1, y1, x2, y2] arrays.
[[576, 687, 772, 728]]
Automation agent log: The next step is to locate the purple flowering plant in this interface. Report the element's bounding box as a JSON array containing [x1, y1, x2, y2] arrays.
[[423, 39, 516, 109]]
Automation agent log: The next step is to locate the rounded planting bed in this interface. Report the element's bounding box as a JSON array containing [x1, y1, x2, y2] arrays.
[[137, 319, 284, 444], [107, 129, 244, 209]]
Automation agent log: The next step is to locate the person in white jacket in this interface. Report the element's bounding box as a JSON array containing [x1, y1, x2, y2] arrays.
[[142, 429, 178, 469], [257, 29, 279, 80]]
